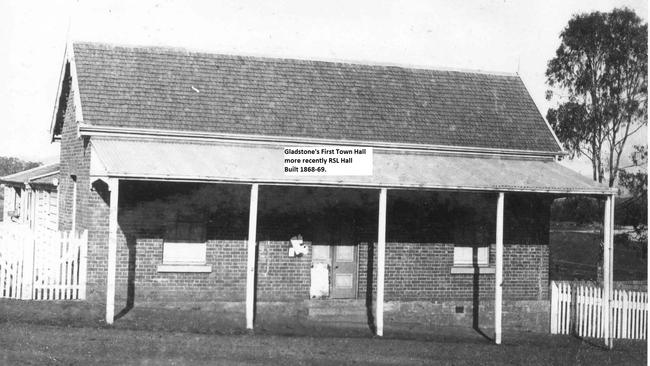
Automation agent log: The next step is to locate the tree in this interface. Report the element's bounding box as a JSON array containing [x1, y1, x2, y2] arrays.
[[0, 156, 41, 177], [618, 145, 647, 243], [546, 8, 648, 187]]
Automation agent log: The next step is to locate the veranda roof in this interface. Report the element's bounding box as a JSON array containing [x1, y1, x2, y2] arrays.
[[89, 138, 611, 195], [0, 163, 60, 188]]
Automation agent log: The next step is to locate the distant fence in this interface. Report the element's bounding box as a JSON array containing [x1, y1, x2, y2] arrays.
[[0, 223, 87, 300], [551, 281, 647, 340]]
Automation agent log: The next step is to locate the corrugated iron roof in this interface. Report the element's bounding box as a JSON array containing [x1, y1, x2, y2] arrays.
[[68, 42, 562, 153], [0, 163, 60, 187], [89, 138, 610, 195]]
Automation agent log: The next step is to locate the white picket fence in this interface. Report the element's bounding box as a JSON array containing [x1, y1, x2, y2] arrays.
[[576, 285, 604, 338], [612, 289, 648, 340], [0, 223, 87, 300], [551, 281, 648, 340], [550, 282, 573, 334], [0, 224, 29, 299]]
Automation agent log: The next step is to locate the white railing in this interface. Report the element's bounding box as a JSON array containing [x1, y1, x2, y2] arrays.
[[551, 281, 648, 340], [0, 223, 87, 300]]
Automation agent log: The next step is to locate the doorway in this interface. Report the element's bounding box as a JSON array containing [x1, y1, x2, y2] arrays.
[[330, 245, 358, 299], [310, 244, 358, 299]]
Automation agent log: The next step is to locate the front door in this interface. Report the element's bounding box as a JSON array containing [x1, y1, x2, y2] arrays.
[[330, 245, 357, 299]]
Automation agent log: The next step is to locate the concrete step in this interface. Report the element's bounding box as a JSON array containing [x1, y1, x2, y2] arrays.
[[306, 300, 371, 322]]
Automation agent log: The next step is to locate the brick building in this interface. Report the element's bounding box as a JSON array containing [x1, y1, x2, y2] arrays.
[[48, 42, 614, 339]]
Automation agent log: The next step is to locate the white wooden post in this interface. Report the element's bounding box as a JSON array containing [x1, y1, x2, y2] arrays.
[[30, 188, 36, 231], [106, 178, 119, 325], [79, 230, 88, 299], [550, 281, 557, 333], [603, 195, 613, 347], [246, 183, 259, 330], [376, 188, 387, 336], [20, 186, 28, 224], [71, 179, 78, 234], [609, 195, 616, 341], [495, 192, 504, 344]]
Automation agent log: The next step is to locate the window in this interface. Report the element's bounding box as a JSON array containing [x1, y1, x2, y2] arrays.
[[6, 188, 21, 220], [453, 245, 489, 266], [13, 188, 21, 212], [451, 245, 494, 274], [158, 215, 211, 273]]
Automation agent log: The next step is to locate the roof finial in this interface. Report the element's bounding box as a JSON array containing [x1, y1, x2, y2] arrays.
[[516, 56, 521, 75]]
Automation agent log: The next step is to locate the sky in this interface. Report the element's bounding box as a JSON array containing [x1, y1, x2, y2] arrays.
[[0, 0, 647, 176]]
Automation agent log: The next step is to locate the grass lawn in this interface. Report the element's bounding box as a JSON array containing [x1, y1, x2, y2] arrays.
[[0, 321, 646, 366]]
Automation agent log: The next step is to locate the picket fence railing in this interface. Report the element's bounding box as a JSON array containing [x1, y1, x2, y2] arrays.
[[0, 223, 87, 300], [551, 281, 648, 340]]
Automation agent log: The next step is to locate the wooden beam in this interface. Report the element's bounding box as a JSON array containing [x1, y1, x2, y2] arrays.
[[376, 188, 387, 336], [106, 178, 119, 324], [88, 174, 613, 196], [495, 192, 504, 344], [246, 183, 259, 329]]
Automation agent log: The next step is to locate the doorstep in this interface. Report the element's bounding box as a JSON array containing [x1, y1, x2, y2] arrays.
[[305, 299, 369, 322]]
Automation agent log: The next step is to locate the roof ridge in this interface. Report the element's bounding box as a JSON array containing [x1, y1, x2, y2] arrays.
[[72, 40, 519, 78]]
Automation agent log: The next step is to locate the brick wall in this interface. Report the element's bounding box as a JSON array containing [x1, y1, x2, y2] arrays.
[[58, 75, 88, 232], [108, 238, 310, 303], [76, 180, 551, 306], [84, 182, 111, 301], [256, 241, 311, 300], [89, 182, 311, 304], [57, 73, 112, 302], [359, 242, 548, 301], [113, 238, 247, 302]]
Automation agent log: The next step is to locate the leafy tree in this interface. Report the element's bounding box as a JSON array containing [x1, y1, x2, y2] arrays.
[[0, 157, 41, 177], [546, 8, 648, 187], [550, 196, 601, 224], [618, 145, 647, 243]]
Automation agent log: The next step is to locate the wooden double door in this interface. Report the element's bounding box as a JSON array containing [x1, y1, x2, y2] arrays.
[[312, 243, 358, 299]]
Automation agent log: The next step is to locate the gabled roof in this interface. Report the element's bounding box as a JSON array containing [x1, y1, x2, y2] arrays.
[[53, 42, 562, 154], [0, 163, 60, 188]]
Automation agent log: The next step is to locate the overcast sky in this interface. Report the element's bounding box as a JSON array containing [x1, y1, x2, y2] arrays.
[[0, 0, 647, 175]]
